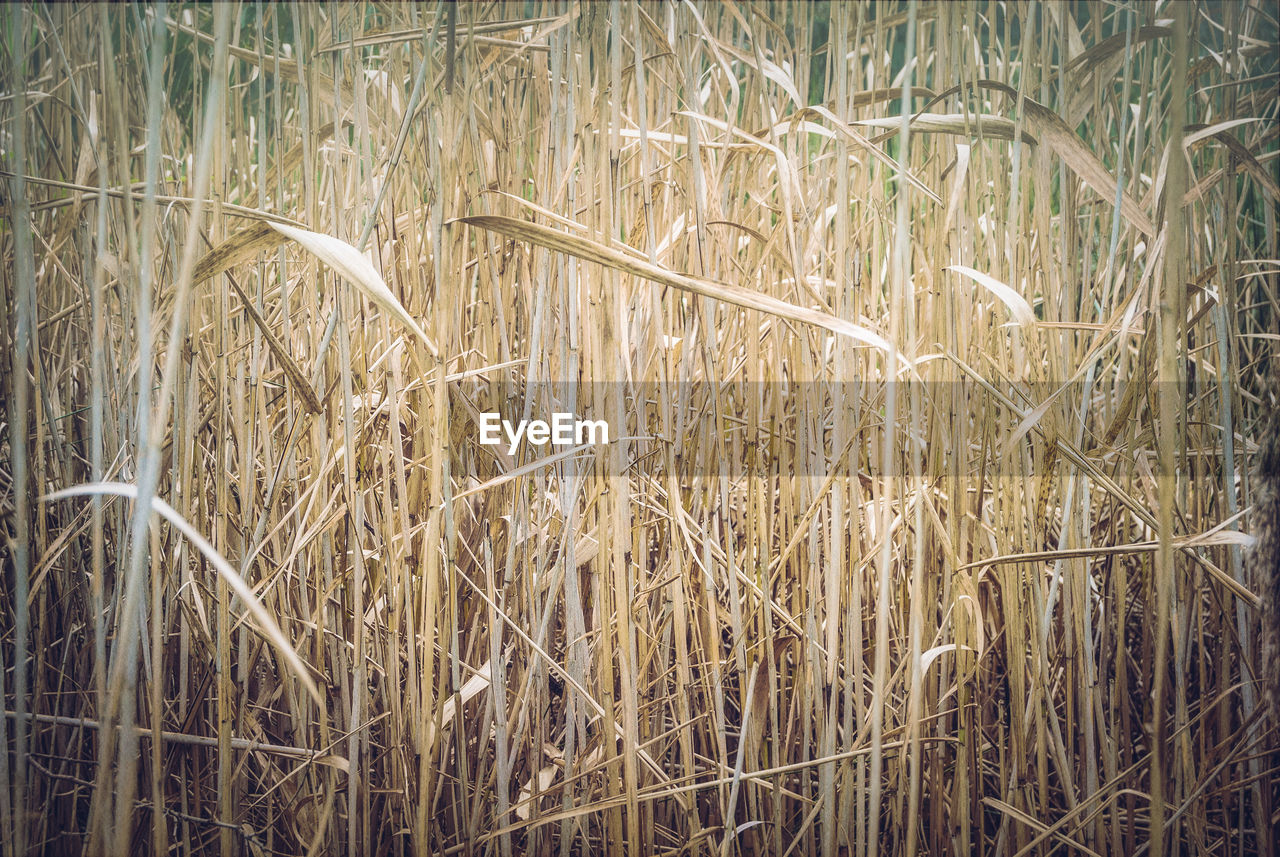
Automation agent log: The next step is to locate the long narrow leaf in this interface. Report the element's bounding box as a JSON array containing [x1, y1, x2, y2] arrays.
[[456, 215, 905, 365], [42, 483, 322, 704]]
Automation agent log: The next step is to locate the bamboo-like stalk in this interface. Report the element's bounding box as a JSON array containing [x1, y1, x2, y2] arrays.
[[3, 6, 35, 854], [1151, 5, 1190, 856]]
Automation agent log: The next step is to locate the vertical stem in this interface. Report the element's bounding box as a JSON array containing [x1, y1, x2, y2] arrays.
[[1152, 4, 1190, 855], [900, 4, 923, 855], [3, 5, 35, 853]]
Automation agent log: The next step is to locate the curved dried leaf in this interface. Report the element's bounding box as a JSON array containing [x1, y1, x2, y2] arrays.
[[1183, 118, 1266, 149], [458, 215, 906, 364], [192, 221, 281, 286], [1065, 25, 1171, 75], [852, 113, 1038, 145], [42, 482, 322, 704], [1022, 100, 1155, 236], [922, 643, 975, 674], [947, 265, 1036, 328], [267, 221, 438, 357], [1185, 131, 1280, 204]]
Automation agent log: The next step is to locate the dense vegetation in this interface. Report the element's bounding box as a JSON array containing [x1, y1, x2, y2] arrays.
[[2, 2, 1278, 854]]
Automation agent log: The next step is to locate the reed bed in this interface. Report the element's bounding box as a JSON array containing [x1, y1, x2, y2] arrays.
[[2, 1, 1278, 854]]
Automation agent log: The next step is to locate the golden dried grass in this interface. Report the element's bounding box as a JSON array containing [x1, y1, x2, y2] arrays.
[[2, 2, 1277, 855]]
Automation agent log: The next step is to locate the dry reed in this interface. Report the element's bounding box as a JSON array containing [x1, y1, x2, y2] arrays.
[[1, 2, 1278, 855]]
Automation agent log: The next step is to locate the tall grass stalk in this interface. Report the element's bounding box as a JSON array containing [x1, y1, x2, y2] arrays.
[[3, 5, 35, 854]]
